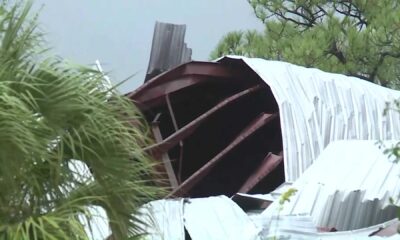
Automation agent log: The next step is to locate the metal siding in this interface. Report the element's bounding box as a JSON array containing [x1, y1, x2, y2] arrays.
[[145, 22, 192, 81], [139, 196, 398, 240], [183, 196, 260, 240], [263, 216, 399, 240], [262, 141, 399, 231], [139, 199, 185, 240], [219, 56, 400, 182]]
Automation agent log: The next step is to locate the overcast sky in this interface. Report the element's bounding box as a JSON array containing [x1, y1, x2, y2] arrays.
[[33, 0, 264, 93]]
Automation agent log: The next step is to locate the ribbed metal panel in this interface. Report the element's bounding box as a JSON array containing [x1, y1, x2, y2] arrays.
[[263, 141, 399, 231], [218, 56, 400, 182], [138, 196, 260, 240], [263, 215, 398, 240], [138, 199, 185, 240], [184, 196, 260, 240], [138, 194, 398, 239], [145, 22, 192, 81]]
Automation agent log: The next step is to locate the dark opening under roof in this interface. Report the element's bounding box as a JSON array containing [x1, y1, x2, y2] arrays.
[[129, 59, 284, 198]]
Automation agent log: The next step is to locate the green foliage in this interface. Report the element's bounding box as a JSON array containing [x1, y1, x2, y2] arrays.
[[278, 188, 297, 206], [278, 187, 297, 212], [0, 1, 161, 239], [211, 0, 400, 87]]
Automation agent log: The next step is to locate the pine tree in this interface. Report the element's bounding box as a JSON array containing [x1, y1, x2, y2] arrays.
[[211, 0, 400, 87]]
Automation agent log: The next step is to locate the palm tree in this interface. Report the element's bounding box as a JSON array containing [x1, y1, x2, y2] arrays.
[[0, 1, 161, 239]]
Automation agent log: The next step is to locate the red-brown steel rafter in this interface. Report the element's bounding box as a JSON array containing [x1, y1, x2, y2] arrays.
[[167, 112, 278, 197], [128, 61, 247, 102], [144, 85, 264, 156], [238, 153, 283, 193]]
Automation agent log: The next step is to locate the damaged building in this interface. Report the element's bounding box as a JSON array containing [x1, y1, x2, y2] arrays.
[[129, 56, 400, 196], [129, 56, 400, 239]]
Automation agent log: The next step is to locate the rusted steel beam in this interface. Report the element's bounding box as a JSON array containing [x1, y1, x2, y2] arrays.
[[238, 153, 283, 193], [144, 85, 264, 156], [165, 93, 184, 183], [129, 61, 246, 100], [166, 93, 180, 131], [167, 112, 278, 197], [132, 75, 211, 109], [151, 122, 179, 189]]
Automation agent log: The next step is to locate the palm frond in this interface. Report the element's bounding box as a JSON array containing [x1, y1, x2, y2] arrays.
[[0, 1, 162, 239]]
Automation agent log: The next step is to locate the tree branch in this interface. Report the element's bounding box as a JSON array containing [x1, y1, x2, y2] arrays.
[[335, 1, 368, 28], [274, 9, 314, 27], [370, 52, 400, 81], [328, 41, 347, 64]]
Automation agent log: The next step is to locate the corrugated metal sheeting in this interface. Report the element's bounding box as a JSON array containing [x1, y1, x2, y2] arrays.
[[139, 196, 261, 240], [139, 195, 398, 240], [262, 215, 399, 240], [145, 21, 192, 81], [262, 141, 399, 231], [139, 140, 400, 239], [219, 56, 400, 182], [184, 196, 260, 240], [139, 199, 185, 240]]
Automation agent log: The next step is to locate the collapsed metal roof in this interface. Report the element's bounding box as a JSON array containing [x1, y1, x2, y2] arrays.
[[228, 57, 400, 182], [130, 56, 400, 239], [138, 140, 400, 240], [129, 56, 400, 198], [272, 140, 399, 231]]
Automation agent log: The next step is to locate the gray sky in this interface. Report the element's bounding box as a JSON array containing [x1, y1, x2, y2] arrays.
[[33, 0, 264, 93]]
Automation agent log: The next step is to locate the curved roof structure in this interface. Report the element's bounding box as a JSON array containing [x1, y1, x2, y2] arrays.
[[130, 56, 400, 197], [221, 56, 400, 181]]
